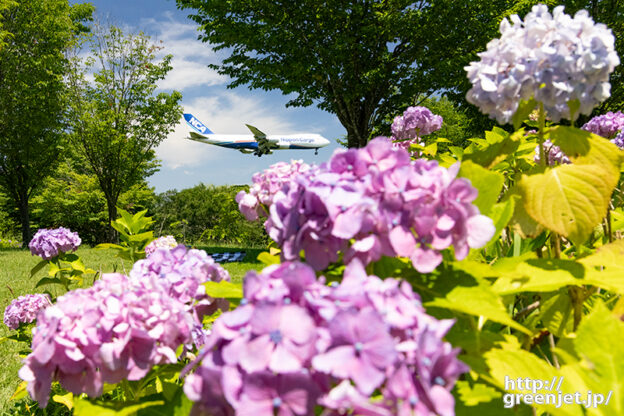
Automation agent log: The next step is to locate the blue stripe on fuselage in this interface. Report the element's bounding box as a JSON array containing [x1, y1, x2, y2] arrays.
[[218, 142, 259, 149]]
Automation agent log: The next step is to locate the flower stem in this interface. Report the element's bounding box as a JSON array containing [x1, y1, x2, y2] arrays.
[[538, 102, 546, 167]]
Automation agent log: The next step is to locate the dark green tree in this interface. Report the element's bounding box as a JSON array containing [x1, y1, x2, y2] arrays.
[[0, 0, 93, 244], [176, 0, 513, 148], [68, 25, 182, 242]]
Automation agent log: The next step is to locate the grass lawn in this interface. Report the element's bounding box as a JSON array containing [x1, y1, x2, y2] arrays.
[[0, 245, 265, 413]]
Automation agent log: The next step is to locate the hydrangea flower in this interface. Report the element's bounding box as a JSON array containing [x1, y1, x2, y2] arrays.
[[130, 245, 231, 319], [264, 137, 495, 273], [144, 235, 178, 256], [534, 139, 571, 165], [236, 160, 314, 221], [613, 130, 624, 149], [19, 274, 194, 407], [184, 261, 467, 415], [3, 294, 51, 330], [28, 227, 81, 260], [582, 111, 624, 139], [465, 4, 619, 124], [391, 106, 443, 139]]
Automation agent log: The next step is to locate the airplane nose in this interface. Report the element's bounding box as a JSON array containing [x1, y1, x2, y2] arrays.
[[321, 137, 330, 147]]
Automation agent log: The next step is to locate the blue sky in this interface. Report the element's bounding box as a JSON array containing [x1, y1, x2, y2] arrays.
[[77, 0, 345, 193]]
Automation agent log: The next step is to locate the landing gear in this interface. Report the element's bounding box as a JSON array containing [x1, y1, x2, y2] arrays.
[[315, 148, 319, 155]]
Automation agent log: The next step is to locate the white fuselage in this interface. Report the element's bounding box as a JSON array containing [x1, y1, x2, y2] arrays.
[[189, 133, 330, 150]]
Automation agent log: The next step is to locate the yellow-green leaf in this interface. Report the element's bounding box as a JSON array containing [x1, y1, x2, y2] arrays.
[[203, 281, 243, 299], [10, 381, 28, 401], [53, 392, 73, 410]]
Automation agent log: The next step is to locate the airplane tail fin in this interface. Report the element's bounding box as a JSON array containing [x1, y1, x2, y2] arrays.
[[183, 113, 214, 135]]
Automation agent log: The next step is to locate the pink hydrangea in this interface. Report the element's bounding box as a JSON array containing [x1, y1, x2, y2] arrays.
[[28, 227, 81, 260], [3, 294, 51, 330], [130, 245, 231, 320], [144, 235, 178, 256], [184, 261, 467, 416], [391, 106, 443, 139], [264, 138, 495, 273], [236, 160, 314, 221], [19, 274, 194, 407]]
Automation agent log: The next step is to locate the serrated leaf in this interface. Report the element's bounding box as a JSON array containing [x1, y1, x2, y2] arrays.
[[458, 161, 504, 215], [463, 128, 520, 169], [491, 259, 586, 295], [518, 163, 616, 246], [35, 277, 66, 288], [539, 292, 573, 337], [455, 380, 501, 406], [204, 281, 243, 299], [486, 197, 516, 247], [426, 285, 531, 335]]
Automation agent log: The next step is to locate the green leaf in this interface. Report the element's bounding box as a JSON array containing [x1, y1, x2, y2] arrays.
[[10, 381, 28, 401], [486, 198, 516, 247], [567, 99, 581, 122], [30, 259, 48, 278], [463, 127, 520, 169], [458, 161, 504, 215], [426, 285, 531, 335], [204, 281, 243, 299], [491, 259, 586, 295], [517, 162, 617, 246], [52, 392, 74, 410], [539, 291, 573, 337], [257, 251, 280, 265], [35, 277, 67, 288], [455, 380, 501, 406], [512, 98, 537, 130], [74, 398, 165, 416], [549, 126, 623, 174]]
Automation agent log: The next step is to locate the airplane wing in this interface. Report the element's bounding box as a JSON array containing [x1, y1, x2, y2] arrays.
[[245, 124, 274, 156], [187, 131, 208, 142]]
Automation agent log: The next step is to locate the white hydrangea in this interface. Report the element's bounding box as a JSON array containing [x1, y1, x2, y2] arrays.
[[465, 4, 620, 124]]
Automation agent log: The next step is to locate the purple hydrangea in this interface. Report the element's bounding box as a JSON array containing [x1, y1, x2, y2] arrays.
[[582, 111, 624, 138], [19, 273, 194, 407], [534, 139, 571, 165], [613, 130, 624, 149], [28, 227, 81, 260], [391, 106, 443, 139], [263, 137, 495, 273], [3, 294, 51, 330], [236, 160, 315, 221], [184, 260, 467, 416], [465, 5, 619, 124], [130, 245, 231, 320], [144, 235, 178, 256]]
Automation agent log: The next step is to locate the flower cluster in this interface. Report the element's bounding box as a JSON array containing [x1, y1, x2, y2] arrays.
[[534, 139, 571, 165], [19, 246, 230, 406], [391, 106, 443, 139], [130, 245, 231, 319], [3, 294, 51, 330], [265, 138, 495, 273], [236, 160, 314, 221], [19, 274, 194, 407], [465, 4, 619, 124], [144, 235, 178, 256], [184, 261, 467, 416], [28, 227, 81, 260], [582, 111, 624, 138]]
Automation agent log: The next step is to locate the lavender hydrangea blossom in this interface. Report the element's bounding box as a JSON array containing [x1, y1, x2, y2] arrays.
[[184, 261, 467, 416], [264, 138, 495, 273], [3, 294, 51, 330], [534, 139, 571, 165], [582, 111, 624, 150], [28, 227, 81, 260], [465, 4, 619, 124], [19, 274, 194, 407], [144, 235, 178, 256], [236, 160, 314, 221], [391, 106, 443, 156]]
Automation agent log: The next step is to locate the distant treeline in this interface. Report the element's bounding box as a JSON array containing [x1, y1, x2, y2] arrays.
[[0, 171, 267, 247]]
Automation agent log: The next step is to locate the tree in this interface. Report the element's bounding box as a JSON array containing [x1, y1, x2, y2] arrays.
[[0, 0, 93, 244], [68, 25, 182, 242], [176, 0, 512, 148]]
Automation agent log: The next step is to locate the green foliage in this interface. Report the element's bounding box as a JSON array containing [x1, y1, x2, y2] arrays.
[[176, 0, 514, 147], [153, 184, 267, 246], [67, 24, 182, 241], [0, 0, 92, 244], [97, 208, 154, 263]]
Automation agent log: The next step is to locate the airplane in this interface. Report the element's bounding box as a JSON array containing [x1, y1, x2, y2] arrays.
[[183, 113, 330, 157]]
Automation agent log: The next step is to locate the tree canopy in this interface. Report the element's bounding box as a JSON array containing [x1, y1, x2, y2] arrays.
[[176, 0, 514, 147], [0, 0, 93, 244], [67, 24, 182, 242]]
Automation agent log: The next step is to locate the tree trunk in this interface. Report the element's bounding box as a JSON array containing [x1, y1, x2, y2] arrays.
[[105, 197, 118, 243], [17, 191, 31, 246]]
